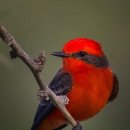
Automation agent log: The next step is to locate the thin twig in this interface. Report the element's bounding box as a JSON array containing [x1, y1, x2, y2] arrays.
[[0, 25, 77, 128]]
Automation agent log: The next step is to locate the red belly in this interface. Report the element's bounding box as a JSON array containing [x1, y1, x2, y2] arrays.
[[38, 68, 113, 130], [66, 69, 113, 121]]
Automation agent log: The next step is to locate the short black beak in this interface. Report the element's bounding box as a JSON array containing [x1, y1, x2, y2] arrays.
[[51, 51, 69, 58]]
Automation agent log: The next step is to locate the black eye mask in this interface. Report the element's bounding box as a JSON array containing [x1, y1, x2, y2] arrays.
[[51, 51, 109, 68], [72, 51, 109, 68]]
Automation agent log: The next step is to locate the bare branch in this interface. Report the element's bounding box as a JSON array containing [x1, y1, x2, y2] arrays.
[[0, 25, 77, 128]]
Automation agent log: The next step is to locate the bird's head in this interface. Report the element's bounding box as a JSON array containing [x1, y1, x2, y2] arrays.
[[52, 38, 109, 73]]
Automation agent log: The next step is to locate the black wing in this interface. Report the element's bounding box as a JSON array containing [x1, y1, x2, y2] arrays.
[[49, 69, 73, 95], [108, 73, 119, 102], [31, 69, 73, 130]]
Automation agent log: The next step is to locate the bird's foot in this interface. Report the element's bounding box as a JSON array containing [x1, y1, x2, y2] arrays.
[[56, 95, 69, 105], [37, 89, 49, 101], [72, 123, 82, 130]]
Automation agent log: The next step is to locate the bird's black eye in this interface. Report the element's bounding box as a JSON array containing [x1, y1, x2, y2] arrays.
[[78, 51, 87, 57], [71, 51, 87, 58]]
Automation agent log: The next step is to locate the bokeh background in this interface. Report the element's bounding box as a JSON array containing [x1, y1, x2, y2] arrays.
[[0, 0, 129, 130]]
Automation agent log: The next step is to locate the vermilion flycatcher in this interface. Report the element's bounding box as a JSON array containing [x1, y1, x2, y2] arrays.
[[31, 38, 119, 130]]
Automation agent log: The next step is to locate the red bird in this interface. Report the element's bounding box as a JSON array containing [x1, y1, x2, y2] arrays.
[[31, 38, 119, 130]]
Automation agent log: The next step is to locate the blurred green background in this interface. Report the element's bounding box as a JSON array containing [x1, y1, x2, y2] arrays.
[[0, 0, 129, 130]]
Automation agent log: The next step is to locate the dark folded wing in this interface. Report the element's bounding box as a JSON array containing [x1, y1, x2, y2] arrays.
[[31, 69, 73, 130], [108, 73, 119, 102], [49, 69, 73, 95]]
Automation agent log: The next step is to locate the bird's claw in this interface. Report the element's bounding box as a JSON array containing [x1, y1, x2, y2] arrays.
[[57, 95, 69, 105], [37, 89, 49, 101], [72, 123, 82, 130]]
